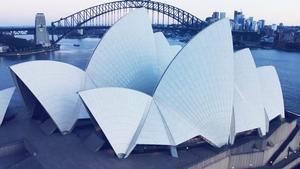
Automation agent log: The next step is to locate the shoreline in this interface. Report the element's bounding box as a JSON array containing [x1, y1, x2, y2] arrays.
[[234, 43, 300, 53], [249, 46, 300, 53], [0, 45, 60, 57]]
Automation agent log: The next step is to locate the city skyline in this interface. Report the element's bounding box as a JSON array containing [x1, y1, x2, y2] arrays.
[[0, 0, 299, 26]]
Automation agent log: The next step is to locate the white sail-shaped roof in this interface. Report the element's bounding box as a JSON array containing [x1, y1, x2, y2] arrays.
[[78, 16, 287, 159], [233, 49, 267, 135], [79, 19, 235, 158], [10, 61, 93, 133], [150, 19, 234, 147], [79, 87, 153, 158], [86, 8, 158, 95], [7, 8, 285, 159], [79, 88, 176, 158], [257, 66, 285, 120], [0, 87, 15, 125], [154, 32, 181, 77]]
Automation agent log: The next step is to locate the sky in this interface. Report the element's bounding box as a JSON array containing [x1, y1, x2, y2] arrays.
[[0, 0, 299, 26]]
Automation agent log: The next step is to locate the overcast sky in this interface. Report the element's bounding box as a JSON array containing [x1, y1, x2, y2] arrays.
[[0, 0, 299, 26]]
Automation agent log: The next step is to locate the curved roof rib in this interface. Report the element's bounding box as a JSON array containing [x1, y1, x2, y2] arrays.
[[150, 19, 234, 147], [257, 66, 285, 120], [233, 49, 267, 136], [0, 87, 15, 125], [10, 61, 93, 133], [86, 8, 158, 96]]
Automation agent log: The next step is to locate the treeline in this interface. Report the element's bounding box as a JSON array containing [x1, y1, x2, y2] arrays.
[[0, 34, 43, 52]]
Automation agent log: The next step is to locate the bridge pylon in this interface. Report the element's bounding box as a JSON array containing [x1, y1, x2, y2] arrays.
[[35, 13, 51, 47]]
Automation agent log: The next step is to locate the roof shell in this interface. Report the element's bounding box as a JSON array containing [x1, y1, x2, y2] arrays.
[[0, 87, 15, 125], [79, 19, 240, 157], [79, 87, 175, 158], [257, 66, 285, 120], [150, 19, 235, 147], [233, 48, 267, 135], [10, 61, 92, 133], [86, 8, 158, 96], [78, 16, 286, 158], [79, 87, 153, 158]]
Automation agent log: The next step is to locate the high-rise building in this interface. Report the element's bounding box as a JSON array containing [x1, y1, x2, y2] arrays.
[[251, 20, 257, 32], [234, 11, 242, 23], [220, 12, 226, 19], [279, 23, 284, 27], [257, 20, 265, 32], [206, 12, 220, 24], [272, 24, 278, 31], [212, 12, 219, 19], [233, 11, 245, 30], [245, 17, 254, 31]]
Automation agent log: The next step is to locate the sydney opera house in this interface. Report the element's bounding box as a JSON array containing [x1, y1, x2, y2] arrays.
[[1, 8, 300, 169]]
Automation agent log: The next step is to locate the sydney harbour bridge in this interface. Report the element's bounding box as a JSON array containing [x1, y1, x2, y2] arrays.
[[0, 0, 207, 44]]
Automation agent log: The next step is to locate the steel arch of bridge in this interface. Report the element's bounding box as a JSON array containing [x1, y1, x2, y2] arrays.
[[51, 0, 206, 43]]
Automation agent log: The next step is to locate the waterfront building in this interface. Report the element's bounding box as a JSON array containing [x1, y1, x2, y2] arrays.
[[9, 9, 285, 159], [231, 11, 268, 33], [279, 23, 284, 27], [205, 16, 213, 24], [80, 17, 236, 158], [79, 13, 285, 158], [0, 87, 15, 125], [245, 17, 253, 31], [206, 11, 222, 24], [272, 24, 278, 31], [243, 17, 258, 32], [10, 9, 181, 134], [212, 11, 219, 19], [257, 20, 265, 32], [252, 20, 257, 32], [220, 12, 226, 19], [234, 11, 241, 23], [233, 10, 245, 30]]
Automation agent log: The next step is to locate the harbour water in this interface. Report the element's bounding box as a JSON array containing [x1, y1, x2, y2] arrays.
[[1, 38, 300, 114]]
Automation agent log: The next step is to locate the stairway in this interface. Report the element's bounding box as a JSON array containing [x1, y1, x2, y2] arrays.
[[268, 126, 299, 165]]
